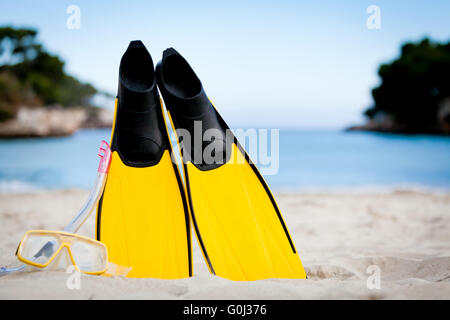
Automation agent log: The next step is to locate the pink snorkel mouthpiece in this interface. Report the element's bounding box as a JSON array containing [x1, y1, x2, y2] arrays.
[[97, 140, 112, 173]]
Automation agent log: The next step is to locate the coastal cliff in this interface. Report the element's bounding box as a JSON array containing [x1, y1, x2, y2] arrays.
[[0, 106, 113, 138], [0, 26, 112, 138], [347, 98, 450, 135]]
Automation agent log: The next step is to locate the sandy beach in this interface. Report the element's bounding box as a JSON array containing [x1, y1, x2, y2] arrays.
[[0, 189, 449, 299]]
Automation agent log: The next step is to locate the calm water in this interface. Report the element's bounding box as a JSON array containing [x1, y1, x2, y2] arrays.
[[0, 129, 449, 192]]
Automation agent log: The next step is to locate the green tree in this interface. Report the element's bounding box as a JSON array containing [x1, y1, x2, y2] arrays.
[[0, 26, 98, 121], [365, 38, 450, 133], [0, 26, 40, 65]]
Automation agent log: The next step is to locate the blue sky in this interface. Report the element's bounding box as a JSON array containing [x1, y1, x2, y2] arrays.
[[1, 0, 449, 128]]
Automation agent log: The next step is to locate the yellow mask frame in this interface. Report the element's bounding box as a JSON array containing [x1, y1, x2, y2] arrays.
[[16, 230, 108, 275]]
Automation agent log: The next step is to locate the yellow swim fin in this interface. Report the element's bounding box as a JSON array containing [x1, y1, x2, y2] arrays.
[[156, 48, 306, 281], [96, 41, 191, 279]]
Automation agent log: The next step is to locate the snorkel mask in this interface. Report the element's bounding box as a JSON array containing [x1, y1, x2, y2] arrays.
[[0, 140, 129, 277]]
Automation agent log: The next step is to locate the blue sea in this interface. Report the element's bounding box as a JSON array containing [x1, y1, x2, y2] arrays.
[[0, 129, 449, 192]]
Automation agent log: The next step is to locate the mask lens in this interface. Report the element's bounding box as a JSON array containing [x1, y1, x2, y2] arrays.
[[70, 238, 107, 273], [19, 233, 61, 266]]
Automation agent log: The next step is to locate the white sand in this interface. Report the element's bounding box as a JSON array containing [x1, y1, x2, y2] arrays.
[[0, 189, 449, 299]]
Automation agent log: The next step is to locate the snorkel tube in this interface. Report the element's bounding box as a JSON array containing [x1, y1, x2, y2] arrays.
[[64, 140, 111, 233], [0, 140, 112, 276]]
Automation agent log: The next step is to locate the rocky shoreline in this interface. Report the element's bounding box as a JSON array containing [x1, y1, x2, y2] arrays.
[[346, 122, 450, 135], [0, 106, 113, 138], [349, 99, 450, 135], [346, 110, 450, 135]]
